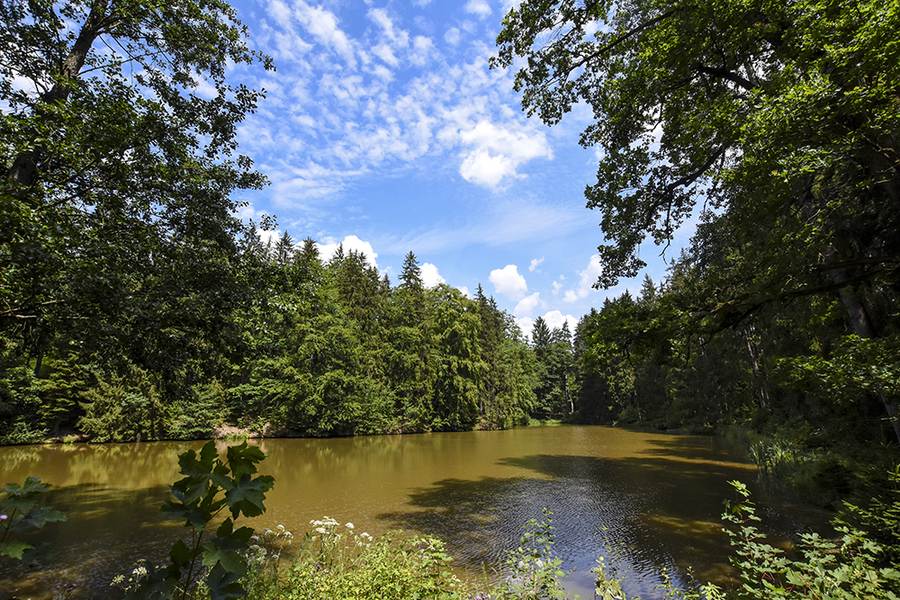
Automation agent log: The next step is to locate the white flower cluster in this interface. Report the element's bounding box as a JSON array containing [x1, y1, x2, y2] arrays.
[[110, 560, 154, 592], [247, 523, 294, 566], [308, 516, 372, 547]]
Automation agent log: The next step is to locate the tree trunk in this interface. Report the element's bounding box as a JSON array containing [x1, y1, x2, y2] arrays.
[[828, 259, 900, 443], [7, 1, 109, 186], [742, 324, 770, 411]]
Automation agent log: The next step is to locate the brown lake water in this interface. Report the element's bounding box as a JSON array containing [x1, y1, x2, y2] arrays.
[[0, 425, 818, 599]]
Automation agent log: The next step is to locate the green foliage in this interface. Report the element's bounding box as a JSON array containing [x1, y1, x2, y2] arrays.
[[78, 366, 164, 443], [495, 508, 567, 600], [496, 0, 900, 474], [119, 441, 274, 600], [244, 519, 466, 600], [0, 476, 65, 560], [721, 479, 900, 599]]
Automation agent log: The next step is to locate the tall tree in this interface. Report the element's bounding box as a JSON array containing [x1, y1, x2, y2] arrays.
[[495, 0, 900, 438]]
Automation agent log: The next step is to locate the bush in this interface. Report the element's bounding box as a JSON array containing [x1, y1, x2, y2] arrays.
[[244, 518, 466, 600], [78, 366, 164, 442]]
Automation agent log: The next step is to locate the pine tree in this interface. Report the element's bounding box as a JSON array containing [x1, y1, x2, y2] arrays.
[[400, 251, 423, 291]]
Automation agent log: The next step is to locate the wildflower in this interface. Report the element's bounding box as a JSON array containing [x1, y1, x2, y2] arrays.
[[345, 522, 354, 529], [315, 527, 327, 534], [0, 514, 7, 521]]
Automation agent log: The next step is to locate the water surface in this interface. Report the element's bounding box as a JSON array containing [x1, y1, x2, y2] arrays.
[[0, 426, 805, 598]]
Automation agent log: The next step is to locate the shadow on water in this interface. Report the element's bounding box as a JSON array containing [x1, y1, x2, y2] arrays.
[[378, 442, 758, 598], [0, 482, 178, 600], [0, 427, 827, 599]]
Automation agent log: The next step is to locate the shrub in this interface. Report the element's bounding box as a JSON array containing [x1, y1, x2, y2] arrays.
[[0, 476, 65, 560], [78, 366, 164, 442], [245, 518, 466, 600], [112, 441, 274, 599]]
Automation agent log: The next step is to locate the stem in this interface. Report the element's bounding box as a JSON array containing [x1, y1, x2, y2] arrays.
[[181, 529, 204, 600]]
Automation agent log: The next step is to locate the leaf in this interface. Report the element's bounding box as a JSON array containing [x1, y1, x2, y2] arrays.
[[0, 541, 32, 560], [225, 442, 266, 479], [169, 538, 193, 568], [19, 505, 66, 529], [161, 500, 212, 531], [3, 477, 50, 498], [201, 518, 253, 574], [225, 474, 274, 518], [205, 562, 245, 600]]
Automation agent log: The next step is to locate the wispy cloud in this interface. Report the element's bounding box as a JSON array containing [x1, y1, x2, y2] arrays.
[[379, 198, 582, 255]]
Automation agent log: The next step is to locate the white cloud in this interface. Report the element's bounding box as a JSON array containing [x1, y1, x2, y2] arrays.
[[517, 310, 577, 340], [465, 0, 492, 18], [444, 27, 461, 45], [514, 292, 541, 317], [372, 42, 399, 66], [240, 5, 562, 203], [489, 264, 527, 299], [457, 285, 471, 297], [563, 254, 603, 302], [259, 228, 282, 247], [420, 262, 446, 288], [294, 1, 356, 65], [515, 317, 534, 338], [410, 35, 434, 66], [457, 120, 552, 188], [528, 257, 544, 272], [317, 234, 378, 267], [542, 310, 579, 332], [459, 150, 516, 187], [551, 279, 563, 295], [368, 8, 409, 48]]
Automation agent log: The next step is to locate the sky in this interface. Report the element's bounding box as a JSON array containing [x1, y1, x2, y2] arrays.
[[226, 0, 690, 335]]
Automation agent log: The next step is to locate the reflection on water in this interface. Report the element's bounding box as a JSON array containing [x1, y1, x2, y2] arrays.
[[0, 426, 817, 599]]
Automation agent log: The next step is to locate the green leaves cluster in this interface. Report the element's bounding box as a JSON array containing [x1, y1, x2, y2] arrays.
[[498, 508, 567, 600], [496, 0, 900, 447], [127, 441, 274, 600], [0, 476, 65, 560], [721, 480, 900, 599]]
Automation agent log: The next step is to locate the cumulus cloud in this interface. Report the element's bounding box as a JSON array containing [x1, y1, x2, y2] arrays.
[[489, 264, 527, 299], [542, 310, 579, 331], [514, 292, 541, 317], [528, 257, 544, 272], [515, 316, 534, 338], [457, 120, 552, 188], [444, 27, 461, 45], [421, 262, 446, 288], [457, 285, 471, 297], [317, 234, 378, 267], [515, 310, 576, 339], [563, 254, 603, 302]]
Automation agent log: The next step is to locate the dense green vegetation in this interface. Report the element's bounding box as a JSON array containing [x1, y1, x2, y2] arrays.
[[0, 1, 577, 443], [1, 0, 899, 595], [496, 0, 900, 492]]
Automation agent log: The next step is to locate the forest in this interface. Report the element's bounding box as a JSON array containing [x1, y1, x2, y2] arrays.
[[0, 0, 899, 596], [0, 0, 898, 492]]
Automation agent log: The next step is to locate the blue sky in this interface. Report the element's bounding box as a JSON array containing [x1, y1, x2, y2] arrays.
[[226, 0, 689, 334]]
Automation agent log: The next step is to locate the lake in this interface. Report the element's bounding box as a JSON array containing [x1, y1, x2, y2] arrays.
[[0, 425, 815, 598]]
